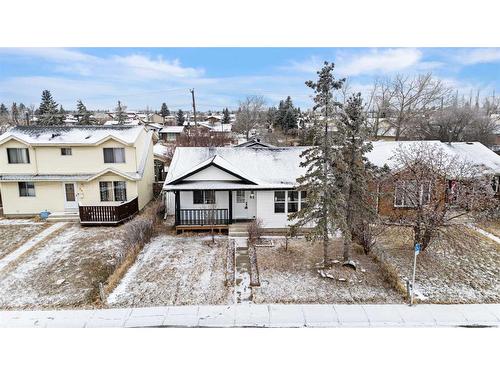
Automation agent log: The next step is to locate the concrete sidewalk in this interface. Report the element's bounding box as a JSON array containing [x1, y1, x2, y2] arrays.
[[0, 303, 499, 328]]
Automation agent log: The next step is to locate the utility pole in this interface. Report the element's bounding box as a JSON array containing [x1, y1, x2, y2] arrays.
[[190, 88, 198, 126]]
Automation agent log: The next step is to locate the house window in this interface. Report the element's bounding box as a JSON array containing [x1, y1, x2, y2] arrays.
[[274, 191, 285, 213], [166, 133, 176, 142], [114, 181, 127, 202], [103, 148, 125, 163], [7, 148, 30, 164], [99, 182, 113, 201], [236, 191, 245, 203], [18, 182, 35, 197], [287, 191, 299, 213], [61, 148, 72, 156], [300, 191, 308, 210], [394, 180, 431, 208], [99, 181, 127, 201], [193, 190, 215, 204]]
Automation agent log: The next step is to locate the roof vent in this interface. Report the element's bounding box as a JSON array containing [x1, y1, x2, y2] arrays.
[[50, 133, 61, 139], [466, 142, 474, 145], [85, 135, 91, 139]]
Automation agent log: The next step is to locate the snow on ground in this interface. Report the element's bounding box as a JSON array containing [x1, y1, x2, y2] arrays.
[[377, 224, 500, 303], [0, 219, 50, 260], [0, 224, 124, 309], [252, 238, 403, 304], [107, 234, 231, 307]]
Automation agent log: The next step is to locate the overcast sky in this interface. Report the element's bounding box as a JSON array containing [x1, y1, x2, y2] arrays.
[[1, 47, 500, 112]]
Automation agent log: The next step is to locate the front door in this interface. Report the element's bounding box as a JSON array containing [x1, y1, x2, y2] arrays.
[[63, 182, 78, 211], [233, 190, 256, 220]]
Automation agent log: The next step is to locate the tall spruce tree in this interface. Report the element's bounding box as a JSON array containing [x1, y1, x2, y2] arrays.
[[0, 103, 9, 116], [176, 109, 185, 126], [76, 100, 94, 125], [337, 93, 373, 263], [222, 108, 230, 124], [290, 62, 346, 267], [115, 101, 126, 124], [38, 90, 61, 125], [276, 96, 298, 133], [159, 103, 170, 124]]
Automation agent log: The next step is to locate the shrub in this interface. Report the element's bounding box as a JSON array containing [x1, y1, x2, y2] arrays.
[[247, 218, 264, 245]]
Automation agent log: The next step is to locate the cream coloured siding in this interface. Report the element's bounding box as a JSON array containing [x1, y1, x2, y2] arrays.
[[0, 181, 65, 216]]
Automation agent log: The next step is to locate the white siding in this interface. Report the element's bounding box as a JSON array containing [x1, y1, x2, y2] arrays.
[[255, 190, 312, 229], [179, 190, 229, 209], [184, 166, 239, 181]]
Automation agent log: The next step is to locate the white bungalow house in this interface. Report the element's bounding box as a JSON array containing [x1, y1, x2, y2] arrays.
[[0, 125, 156, 224], [163, 141, 500, 233]]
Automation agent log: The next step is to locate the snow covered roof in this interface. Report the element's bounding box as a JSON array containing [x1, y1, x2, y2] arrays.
[[164, 141, 500, 191], [235, 137, 275, 148], [159, 126, 186, 134], [153, 143, 170, 159], [367, 140, 500, 173], [0, 125, 144, 146], [103, 120, 140, 126]]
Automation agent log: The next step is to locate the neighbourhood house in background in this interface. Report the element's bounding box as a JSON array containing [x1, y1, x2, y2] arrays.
[[0, 125, 156, 224], [163, 141, 500, 233]]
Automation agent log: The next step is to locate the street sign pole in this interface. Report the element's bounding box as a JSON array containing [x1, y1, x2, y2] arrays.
[[410, 243, 421, 306]]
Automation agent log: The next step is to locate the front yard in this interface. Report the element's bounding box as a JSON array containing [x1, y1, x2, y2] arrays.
[[252, 237, 404, 304], [376, 224, 500, 303], [107, 234, 232, 307], [0, 219, 50, 260], [0, 224, 125, 309]]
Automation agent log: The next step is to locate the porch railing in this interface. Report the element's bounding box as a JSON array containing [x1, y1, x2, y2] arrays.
[[177, 208, 229, 226], [79, 197, 139, 224]]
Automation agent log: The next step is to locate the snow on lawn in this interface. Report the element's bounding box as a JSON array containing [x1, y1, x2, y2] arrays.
[[377, 224, 500, 304], [0, 224, 124, 309], [0, 219, 50, 260], [107, 234, 231, 307], [252, 238, 403, 304]]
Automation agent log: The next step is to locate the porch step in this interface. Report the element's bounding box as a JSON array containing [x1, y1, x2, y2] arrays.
[[228, 231, 248, 237], [46, 212, 80, 223]]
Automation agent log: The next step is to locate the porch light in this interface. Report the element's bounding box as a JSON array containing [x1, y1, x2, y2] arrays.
[[249, 191, 255, 199]]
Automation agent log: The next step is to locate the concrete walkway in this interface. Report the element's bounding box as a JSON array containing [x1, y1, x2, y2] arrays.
[[0, 222, 67, 273], [0, 303, 499, 328]]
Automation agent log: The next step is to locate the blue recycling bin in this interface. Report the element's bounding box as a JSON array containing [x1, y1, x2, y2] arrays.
[[39, 210, 50, 220]]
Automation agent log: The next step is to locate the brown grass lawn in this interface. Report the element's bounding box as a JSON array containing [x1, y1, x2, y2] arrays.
[[107, 233, 232, 307], [476, 220, 500, 238], [252, 237, 403, 304], [0, 220, 51, 260], [0, 224, 125, 309], [376, 224, 500, 304]]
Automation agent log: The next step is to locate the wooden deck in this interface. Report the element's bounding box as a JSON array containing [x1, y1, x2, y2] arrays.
[[79, 197, 139, 225], [175, 224, 229, 234]]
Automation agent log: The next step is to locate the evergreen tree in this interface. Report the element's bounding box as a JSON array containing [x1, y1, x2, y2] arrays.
[[159, 103, 170, 124], [0, 103, 8, 116], [59, 105, 66, 123], [38, 90, 61, 125], [11, 103, 19, 124], [76, 99, 94, 125], [115, 100, 126, 124], [290, 62, 345, 267], [276, 96, 298, 133], [176, 109, 185, 126], [337, 93, 374, 262], [222, 108, 230, 124]]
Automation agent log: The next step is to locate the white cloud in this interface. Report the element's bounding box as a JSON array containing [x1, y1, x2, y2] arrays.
[[458, 48, 500, 65], [336, 48, 423, 76]]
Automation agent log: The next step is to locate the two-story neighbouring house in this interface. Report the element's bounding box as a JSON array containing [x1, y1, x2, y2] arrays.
[[0, 125, 156, 224]]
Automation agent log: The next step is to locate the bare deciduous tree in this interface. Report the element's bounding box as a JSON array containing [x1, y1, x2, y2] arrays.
[[385, 142, 497, 251], [233, 95, 266, 140]]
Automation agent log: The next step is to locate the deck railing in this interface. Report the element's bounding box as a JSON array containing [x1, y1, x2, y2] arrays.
[[177, 208, 229, 226], [79, 197, 139, 224]]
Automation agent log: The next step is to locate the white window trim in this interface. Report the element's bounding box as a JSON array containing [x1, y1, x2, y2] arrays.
[[103, 147, 126, 164], [18, 181, 36, 197], [274, 190, 306, 214], [99, 181, 127, 202]]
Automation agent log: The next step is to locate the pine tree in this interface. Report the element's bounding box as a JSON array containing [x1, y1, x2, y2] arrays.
[[115, 101, 126, 125], [76, 100, 94, 125], [222, 108, 230, 124], [337, 93, 374, 263], [59, 105, 66, 124], [0, 103, 9, 116], [38, 90, 61, 125], [159, 103, 170, 124], [276, 96, 298, 133], [176, 109, 185, 126], [11, 103, 19, 124], [290, 62, 346, 267]]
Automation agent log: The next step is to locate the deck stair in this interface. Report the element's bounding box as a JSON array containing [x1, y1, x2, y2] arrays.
[[46, 211, 80, 223], [228, 222, 249, 237]]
